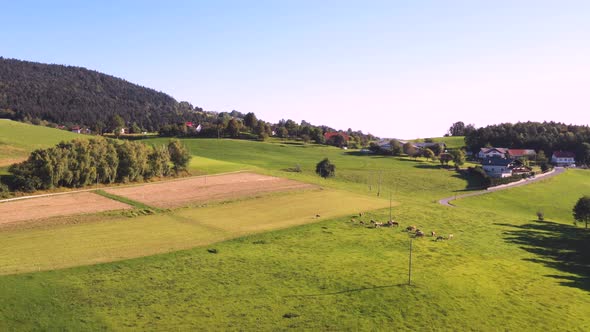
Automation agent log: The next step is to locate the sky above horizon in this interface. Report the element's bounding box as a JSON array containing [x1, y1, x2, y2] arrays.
[[2, 0, 589, 138]]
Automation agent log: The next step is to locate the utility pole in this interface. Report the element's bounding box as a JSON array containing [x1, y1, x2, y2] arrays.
[[389, 191, 392, 221], [408, 239, 413, 285], [377, 171, 382, 196]]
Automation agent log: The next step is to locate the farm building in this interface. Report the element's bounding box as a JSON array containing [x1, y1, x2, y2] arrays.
[[481, 157, 518, 178], [478, 148, 508, 159], [551, 151, 576, 167], [507, 149, 536, 160]]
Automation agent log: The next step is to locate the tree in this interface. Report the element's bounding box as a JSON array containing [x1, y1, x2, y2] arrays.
[[403, 142, 417, 157], [576, 142, 590, 166], [315, 158, 335, 178], [168, 139, 191, 173], [448, 122, 465, 136], [439, 153, 453, 166], [389, 139, 402, 156], [328, 134, 347, 148], [244, 112, 258, 129], [573, 196, 590, 229], [537, 150, 548, 164], [277, 127, 289, 138], [449, 149, 466, 169], [227, 118, 242, 138], [422, 148, 435, 161]]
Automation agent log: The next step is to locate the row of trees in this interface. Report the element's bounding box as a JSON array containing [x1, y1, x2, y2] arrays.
[[8, 138, 190, 192]]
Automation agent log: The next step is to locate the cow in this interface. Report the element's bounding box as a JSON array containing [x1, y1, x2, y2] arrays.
[[415, 230, 425, 237]]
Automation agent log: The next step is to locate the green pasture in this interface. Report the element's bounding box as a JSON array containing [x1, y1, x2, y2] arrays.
[[0, 189, 388, 275], [0, 127, 589, 330], [0, 120, 82, 166], [144, 138, 472, 203], [409, 136, 466, 149], [1, 169, 589, 330]]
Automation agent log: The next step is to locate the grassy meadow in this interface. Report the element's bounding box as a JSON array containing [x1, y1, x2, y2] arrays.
[[0, 120, 83, 166], [0, 129, 589, 330]]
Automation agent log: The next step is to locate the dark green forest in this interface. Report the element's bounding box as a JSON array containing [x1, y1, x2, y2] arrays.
[[0, 57, 203, 131]]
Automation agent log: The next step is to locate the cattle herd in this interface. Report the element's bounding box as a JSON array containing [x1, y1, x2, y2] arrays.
[[347, 212, 454, 241]]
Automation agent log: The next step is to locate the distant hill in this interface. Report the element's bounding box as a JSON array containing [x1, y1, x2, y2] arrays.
[[0, 57, 201, 131], [0, 119, 84, 167]]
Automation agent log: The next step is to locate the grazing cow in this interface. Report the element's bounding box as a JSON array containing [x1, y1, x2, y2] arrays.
[[360, 221, 365, 225], [431, 231, 436, 237], [359, 212, 364, 217], [386, 220, 399, 227], [370, 220, 383, 228], [406, 225, 417, 232], [316, 214, 321, 218], [448, 234, 454, 240], [435, 236, 445, 241], [415, 230, 425, 237]]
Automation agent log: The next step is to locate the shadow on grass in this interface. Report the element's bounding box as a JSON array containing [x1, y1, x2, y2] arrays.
[[451, 173, 487, 192], [495, 220, 590, 293]]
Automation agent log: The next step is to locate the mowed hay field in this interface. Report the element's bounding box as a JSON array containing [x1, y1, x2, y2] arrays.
[[104, 172, 316, 208], [0, 192, 131, 225], [0, 120, 83, 166], [0, 135, 589, 330]]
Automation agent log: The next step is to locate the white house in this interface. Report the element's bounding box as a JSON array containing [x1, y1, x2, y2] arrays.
[[551, 151, 576, 167], [481, 157, 516, 178], [478, 148, 508, 159]]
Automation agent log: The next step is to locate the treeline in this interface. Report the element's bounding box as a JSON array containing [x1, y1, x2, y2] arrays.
[[0, 57, 203, 132], [465, 121, 590, 163], [159, 111, 376, 148], [7, 138, 190, 192]]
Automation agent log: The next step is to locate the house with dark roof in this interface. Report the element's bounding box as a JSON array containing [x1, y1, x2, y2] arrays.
[[507, 149, 536, 160], [481, 157, 518, 178], [551, 151, 576, 167], [478, 148, 508, 159]]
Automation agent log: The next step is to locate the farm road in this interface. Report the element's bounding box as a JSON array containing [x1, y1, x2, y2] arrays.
[[439, 167, 565, 207]]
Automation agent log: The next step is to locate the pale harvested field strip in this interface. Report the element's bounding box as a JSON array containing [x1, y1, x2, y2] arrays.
[[104, 172, 316, 208], [0, 192, 131, 225]]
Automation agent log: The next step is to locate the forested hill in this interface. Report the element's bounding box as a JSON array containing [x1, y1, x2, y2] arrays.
[[0, 57, 201, 131]]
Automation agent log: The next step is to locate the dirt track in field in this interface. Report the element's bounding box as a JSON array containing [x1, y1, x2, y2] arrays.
[[0, 192, 131, 225], [105, 172, 316, 208]]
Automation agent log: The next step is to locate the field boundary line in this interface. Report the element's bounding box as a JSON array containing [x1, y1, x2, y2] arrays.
[[0, 170, 252, 204]]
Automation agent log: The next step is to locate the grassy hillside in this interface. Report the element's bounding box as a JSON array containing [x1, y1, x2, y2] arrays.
[[145, 138, 472, 203], [410, 136, 465, 149], [1, 169, 588, 330], [0, 120, 83, 166]]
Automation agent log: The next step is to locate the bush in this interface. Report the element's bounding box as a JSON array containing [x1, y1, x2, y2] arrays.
[[0, 182, 12, 199], [316, 158, 335, 178], [536, 210, 544, 221]]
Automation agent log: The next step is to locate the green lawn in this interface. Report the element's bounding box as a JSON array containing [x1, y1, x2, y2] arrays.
[[0, 120, 83, 166], [1, 134, 589, 331]]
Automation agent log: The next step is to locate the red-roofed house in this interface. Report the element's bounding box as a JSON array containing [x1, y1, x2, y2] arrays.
[[507, 149, 536, 159], [324, 132, 350, 141], [551, 151, 576, 167]]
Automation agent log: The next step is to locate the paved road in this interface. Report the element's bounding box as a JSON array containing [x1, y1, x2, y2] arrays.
[[438, 167, 566, 207]]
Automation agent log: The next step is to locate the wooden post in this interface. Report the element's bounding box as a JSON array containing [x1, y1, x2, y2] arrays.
[[408, 239, 413, 285]]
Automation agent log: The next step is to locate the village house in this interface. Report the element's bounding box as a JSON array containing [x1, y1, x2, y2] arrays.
[[551, 151, 576, 167], [478, 147, 508, 159], [507, 149, 536, 160], [481, 157, 518, 178]]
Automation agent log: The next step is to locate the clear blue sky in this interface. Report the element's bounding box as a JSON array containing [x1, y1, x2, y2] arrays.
[[2, 0, 589, 138]]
